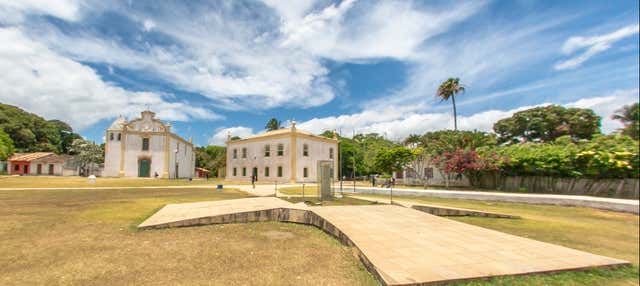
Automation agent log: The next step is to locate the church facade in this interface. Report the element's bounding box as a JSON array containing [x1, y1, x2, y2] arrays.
[[103, 110, 195, 178], [226, 122, 338, 183]]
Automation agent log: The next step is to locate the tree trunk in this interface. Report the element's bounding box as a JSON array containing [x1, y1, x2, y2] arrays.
[[451, 94, 458, 130]]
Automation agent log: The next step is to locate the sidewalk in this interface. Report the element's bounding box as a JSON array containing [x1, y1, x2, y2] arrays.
[[336, 186, 639, 214]]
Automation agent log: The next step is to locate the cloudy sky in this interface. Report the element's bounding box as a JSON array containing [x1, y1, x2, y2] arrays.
[[1, 0, 638, 146]]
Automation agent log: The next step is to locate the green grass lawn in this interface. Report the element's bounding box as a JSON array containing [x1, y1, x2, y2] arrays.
[[360, 194, 640, 285], [0, 187, 376, 285], [0, 175, 256, 188]]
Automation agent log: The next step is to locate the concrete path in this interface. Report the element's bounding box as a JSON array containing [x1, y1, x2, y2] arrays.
[[338, 186, 639, 214], [139, 197, 628, 286], [351, 195, 519, 218]]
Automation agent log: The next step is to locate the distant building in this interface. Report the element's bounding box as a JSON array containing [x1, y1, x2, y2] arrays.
[[103, 110, 195, 178], [7, 152, 74, 176], [396, 165, 470, 187], [226, 121, 338, 183], [195, 167, 210, 178]]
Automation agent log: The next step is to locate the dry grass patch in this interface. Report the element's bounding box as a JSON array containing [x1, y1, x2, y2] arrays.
[[0, 187, 376, 286], [0, 176, 264, 188]]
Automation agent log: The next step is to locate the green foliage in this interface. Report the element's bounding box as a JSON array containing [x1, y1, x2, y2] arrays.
[[338, 137, 365, 177], [0, 129, 15, 160], [373, 146, 417, 175], [612, 102, 639, 140], [195, 145, 226, 177], [322, 131, 397, 177], [483, 134, 639, 178], [493, 105, 601, 144], [69, 139, 103, 175], [419, 130, 496, 155], [0, 103, 83, 153], [353, 133, 397, 174], [265, 118, 282, 131]]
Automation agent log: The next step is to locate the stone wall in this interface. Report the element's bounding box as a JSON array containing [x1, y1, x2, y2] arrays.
[[476, 174, 639, 199]]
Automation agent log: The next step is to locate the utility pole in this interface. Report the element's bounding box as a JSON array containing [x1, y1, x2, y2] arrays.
[[352, 129, 356, 193], [339, 128, 343, 194]]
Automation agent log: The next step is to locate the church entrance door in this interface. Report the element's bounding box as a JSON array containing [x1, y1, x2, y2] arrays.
[[139, 159, 151, 177]]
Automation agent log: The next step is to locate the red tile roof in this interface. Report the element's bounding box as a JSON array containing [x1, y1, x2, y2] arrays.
[[8, 152, 55, 162]]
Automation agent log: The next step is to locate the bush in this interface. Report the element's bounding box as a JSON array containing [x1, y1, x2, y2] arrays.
[[483, 134, 639, 179]]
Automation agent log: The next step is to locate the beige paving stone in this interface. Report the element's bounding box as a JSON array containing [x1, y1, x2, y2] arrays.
[[138, 197, 629, 286]]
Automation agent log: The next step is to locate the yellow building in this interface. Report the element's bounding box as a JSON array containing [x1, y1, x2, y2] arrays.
[[225, 121, 338, 183]]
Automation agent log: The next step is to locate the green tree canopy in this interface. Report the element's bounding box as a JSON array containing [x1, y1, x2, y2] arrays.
[[69, 139, 103, 175], [195, 145, 226, 177], [374, 146, 417, 175], [419, 130, 496, 155], [0, 129, 14, 160], [265, 118, 282, 131], [493, 105, 601, 144], [0, 103, 83, 153], [612, 103, 639, 140]]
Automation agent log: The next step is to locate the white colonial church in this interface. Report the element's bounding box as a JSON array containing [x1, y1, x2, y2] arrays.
[[103, 110, 195, 178]]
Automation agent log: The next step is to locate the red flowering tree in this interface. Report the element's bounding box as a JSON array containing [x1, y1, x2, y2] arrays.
[[433, 149, 503, 186]]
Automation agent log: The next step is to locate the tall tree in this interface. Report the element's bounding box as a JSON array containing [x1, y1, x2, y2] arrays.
[[0, 129, 14, 161], [373, 146, 417, 175], [403, 134, 422, 147], [419, 130, 496, 156], [493, 105, 601, 144], [265, 118, 282, 131], [436, 78, 465, 130], [195, 145, 227, 177], [612, 103, 639, 139], [69, 139, 103, 176]]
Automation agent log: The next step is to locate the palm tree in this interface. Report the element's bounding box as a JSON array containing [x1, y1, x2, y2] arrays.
[[403, 134, 422, 147], [436, 78, 465, 130], [265, 118, 282, 131], [612, 103, 639, 139]]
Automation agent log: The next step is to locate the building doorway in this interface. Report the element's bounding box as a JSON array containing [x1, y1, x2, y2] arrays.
[[138, 159, 151, 177], [175, 163, 179, 179], [252, 167, 258, 181], [37, 164, 42, 175], [48, 164, 54, 175]]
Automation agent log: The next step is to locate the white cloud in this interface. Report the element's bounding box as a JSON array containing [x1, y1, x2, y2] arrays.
[[0, 0, 81, 23], [142, 19, 156, 32], [276, 0, 486, 61], [567, 88, 639, 133], [0, 27, 220, 130], [209, 126, 255, 145], [554, 24, 639, 70], [296, 89, 638, 141], [20, 0, 486, 112], [297, 104, 541, 141], [363, 13, 570, 110]]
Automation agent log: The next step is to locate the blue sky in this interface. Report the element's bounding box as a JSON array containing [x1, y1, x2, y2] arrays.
[[0, 0, 638, 146]]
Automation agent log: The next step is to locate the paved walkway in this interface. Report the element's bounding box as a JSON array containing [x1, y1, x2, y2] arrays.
[[339, 186, 639, 214], [139, 197, 628, 286], [351, 195, 520, 218]]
